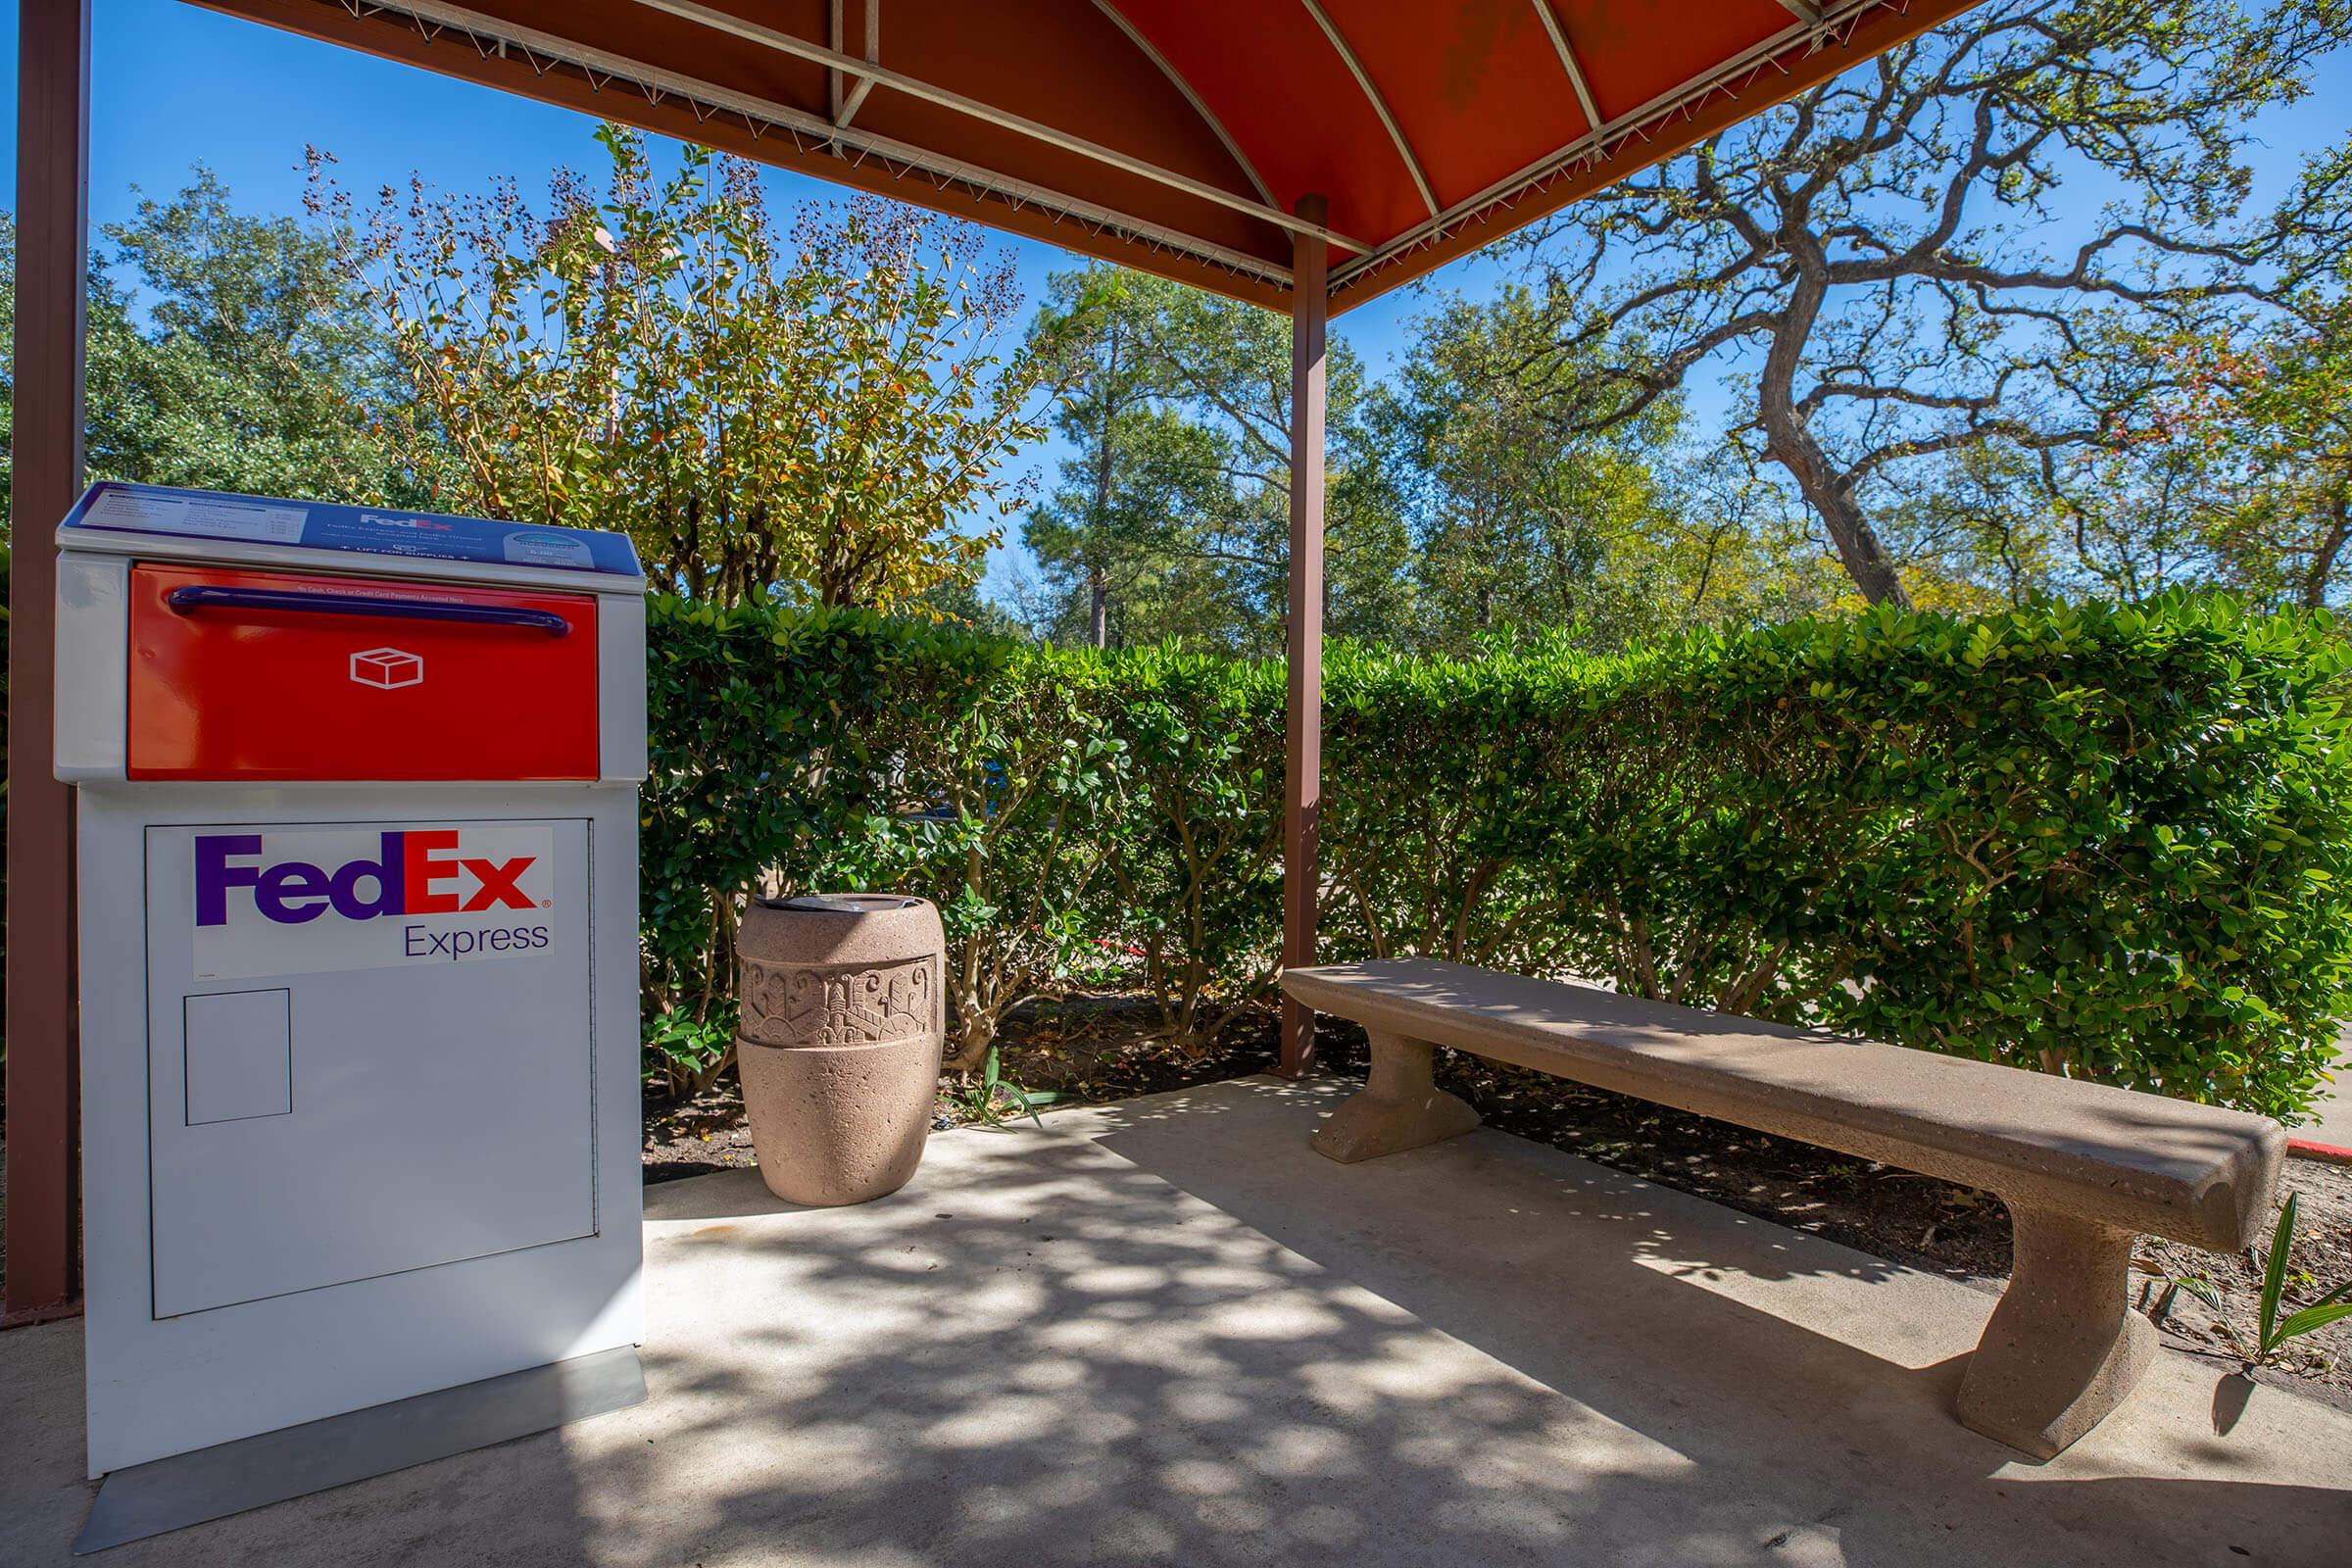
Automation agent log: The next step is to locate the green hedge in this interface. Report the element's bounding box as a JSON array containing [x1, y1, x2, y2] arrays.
[[643, 592, 2352, 1120]]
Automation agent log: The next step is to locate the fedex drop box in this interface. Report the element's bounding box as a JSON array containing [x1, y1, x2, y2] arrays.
[[55, 483, 647, 1477]]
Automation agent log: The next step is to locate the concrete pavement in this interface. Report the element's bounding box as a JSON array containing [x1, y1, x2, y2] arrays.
[[4, 1075, 2348, 1565], [2289, 1035, 2352, 1155]]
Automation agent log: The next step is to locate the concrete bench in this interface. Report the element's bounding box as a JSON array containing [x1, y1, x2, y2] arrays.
[[1283, 957, 2286, 1458]]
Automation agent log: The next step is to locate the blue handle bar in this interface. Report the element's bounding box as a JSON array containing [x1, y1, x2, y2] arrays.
[[165, 585, 571, 638]]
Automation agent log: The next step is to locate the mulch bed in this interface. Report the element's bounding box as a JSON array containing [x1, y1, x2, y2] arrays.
[[642, 994, 2352, 1406], [640, 994, 1283, 1181]]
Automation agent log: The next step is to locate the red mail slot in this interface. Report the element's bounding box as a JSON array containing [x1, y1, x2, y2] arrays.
[[127, 564, 601, 780]]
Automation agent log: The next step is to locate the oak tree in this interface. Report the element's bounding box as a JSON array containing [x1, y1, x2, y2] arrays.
[[1513, 0, 2352, 607]]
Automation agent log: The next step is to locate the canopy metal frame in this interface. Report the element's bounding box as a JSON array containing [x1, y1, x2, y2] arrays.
[[175, 0, 1971, 309], [5, 0, 1982, 1319]]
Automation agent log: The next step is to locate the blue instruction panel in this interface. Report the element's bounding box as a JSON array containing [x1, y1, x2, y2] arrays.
[[61, 482, 644, 578]]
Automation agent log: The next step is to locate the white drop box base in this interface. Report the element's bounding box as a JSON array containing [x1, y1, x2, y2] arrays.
[[76, 784, 644, 1477]]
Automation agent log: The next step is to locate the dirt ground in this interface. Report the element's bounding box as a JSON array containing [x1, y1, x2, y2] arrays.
[[643, 994, 2352, 1407], [641, 995, 1283, 1181]]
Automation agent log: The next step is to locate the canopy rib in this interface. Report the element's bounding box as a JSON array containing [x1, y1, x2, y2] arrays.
[[1531, 1, 1603, 140], [1297, 0, 1440, 220], [836, 0, 879, 130], [1330, 0, 1889, 292], [357, 0, 1299, 287], [1089, 0, 1277, 210], [621, 0, 1367, 251]]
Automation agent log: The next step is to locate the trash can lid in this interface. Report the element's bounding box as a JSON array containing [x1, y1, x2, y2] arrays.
[[764, 894, 925, 914]]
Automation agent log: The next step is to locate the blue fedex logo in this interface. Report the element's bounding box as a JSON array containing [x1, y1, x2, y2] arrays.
[[186, 823, 558, 980], [195, 830, 537, 926]]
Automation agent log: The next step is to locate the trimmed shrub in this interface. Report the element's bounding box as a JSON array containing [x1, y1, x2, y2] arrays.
[[1097, 646, 1286, 1050], [644, 593, 2352, 1120], [645, 599, 977, 1087], [642, 598, 1130, 1087]]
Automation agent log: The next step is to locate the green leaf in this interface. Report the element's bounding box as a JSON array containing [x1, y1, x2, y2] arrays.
[[2258, 1194, 2297, 1351], [2274, 1300, 2352, 1343]]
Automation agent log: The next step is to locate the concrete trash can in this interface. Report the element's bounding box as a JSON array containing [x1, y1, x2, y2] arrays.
[[734, 893, 947, 1205]]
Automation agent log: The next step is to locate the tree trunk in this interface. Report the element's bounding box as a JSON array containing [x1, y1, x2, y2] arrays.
[[1758, 270, 1914, 611], [2299, 489, 2351, 610], [1086, 322, 1121, 649], [1785, 437, 1913, 611]]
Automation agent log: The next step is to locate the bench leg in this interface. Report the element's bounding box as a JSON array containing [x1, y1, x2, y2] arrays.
[[1955, 1206, 2155, 1459], [1311, 1030, 1482, 1163]]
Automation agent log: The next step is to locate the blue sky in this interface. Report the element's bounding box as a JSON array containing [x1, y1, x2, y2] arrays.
[[0, 0, 1505, 596], [2, 2, 2346, 598]]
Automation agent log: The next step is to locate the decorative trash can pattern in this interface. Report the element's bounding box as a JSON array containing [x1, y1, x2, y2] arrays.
[[735, 894, 946, 1205]]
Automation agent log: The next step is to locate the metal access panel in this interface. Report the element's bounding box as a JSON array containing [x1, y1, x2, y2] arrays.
[[143, 819, 595, 1319], [124, 564, 602, 781]]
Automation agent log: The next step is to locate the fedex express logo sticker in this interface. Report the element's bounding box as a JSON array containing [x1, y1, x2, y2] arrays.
[[189, 823, 558, 980]]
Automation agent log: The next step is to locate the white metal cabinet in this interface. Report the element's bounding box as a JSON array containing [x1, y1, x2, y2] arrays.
[[60, 484, 648, 1476]]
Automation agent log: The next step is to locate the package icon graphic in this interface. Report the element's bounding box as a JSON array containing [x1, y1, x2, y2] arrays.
[[350, 647, 424, 689]]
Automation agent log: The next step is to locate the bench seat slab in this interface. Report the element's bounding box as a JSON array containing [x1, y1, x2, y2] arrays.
[[1284, 959, 2282, 1250]]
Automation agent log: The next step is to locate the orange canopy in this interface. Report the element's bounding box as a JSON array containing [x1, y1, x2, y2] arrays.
[[200, 0, 1977, 311], [7, 0, 1989, 1318]]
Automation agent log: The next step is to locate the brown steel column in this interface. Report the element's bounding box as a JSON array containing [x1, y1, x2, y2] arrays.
[[6, 0, 90, 1324], [1278, 196, 1328, 1078]]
